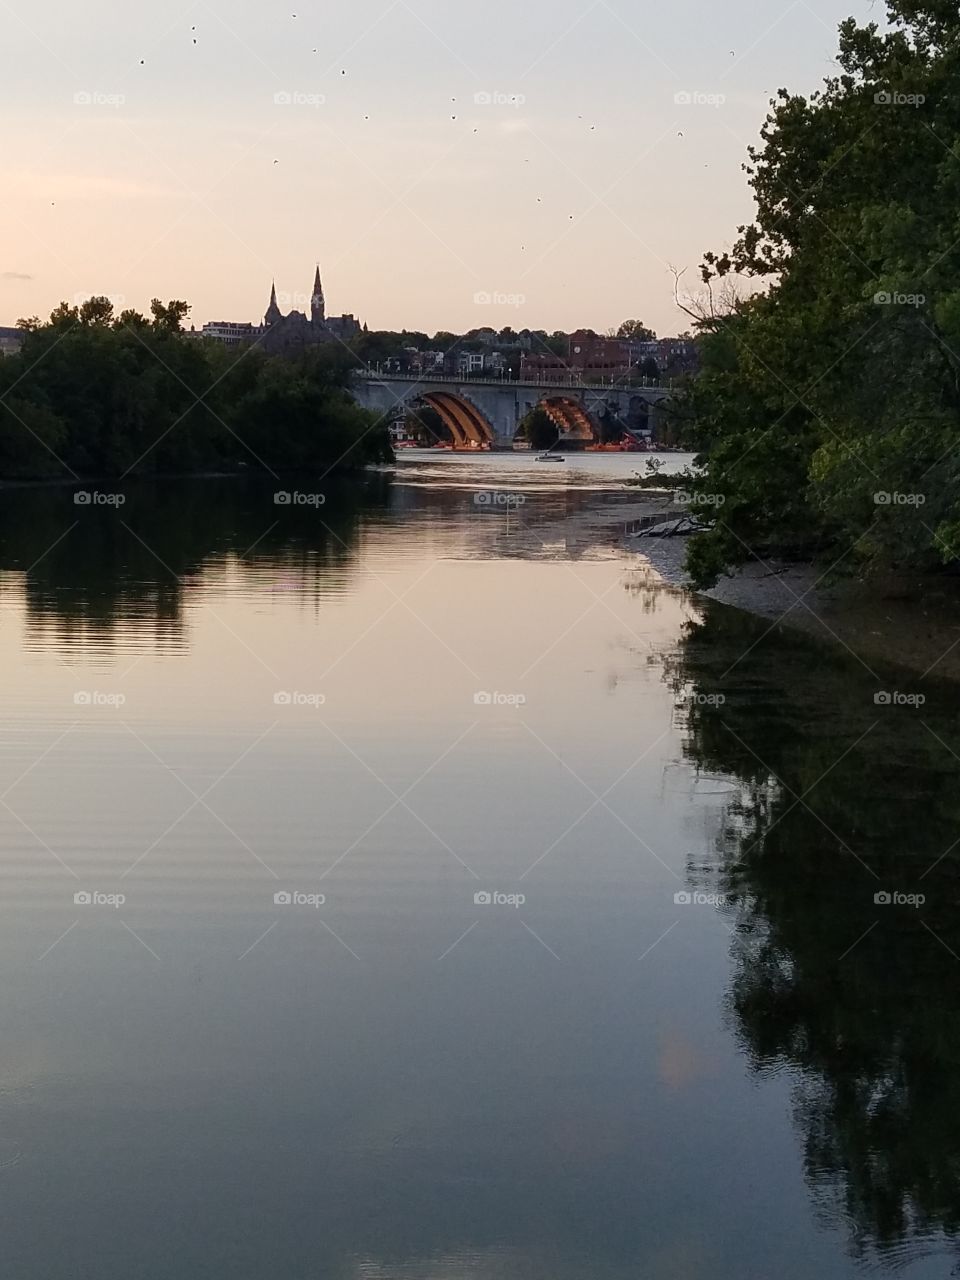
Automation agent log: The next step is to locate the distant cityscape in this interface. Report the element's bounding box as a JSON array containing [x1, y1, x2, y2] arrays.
[[1, 261, 698, 383]]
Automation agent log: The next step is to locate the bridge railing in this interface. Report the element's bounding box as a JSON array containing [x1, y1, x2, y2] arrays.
[[354, 369, 671, 392]]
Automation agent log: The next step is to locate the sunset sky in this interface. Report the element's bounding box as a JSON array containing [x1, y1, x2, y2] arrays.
[[3, 0, 871, 336]]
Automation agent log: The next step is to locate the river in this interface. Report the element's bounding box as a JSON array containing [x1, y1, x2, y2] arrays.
[[0, 459, 957, 1279]]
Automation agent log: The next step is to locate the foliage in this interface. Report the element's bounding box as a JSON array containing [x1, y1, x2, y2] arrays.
[[517, 406, 559, 450], [685, 1, 960, 585], [0, 299, 390, 479], [616, 319, 656, 341]]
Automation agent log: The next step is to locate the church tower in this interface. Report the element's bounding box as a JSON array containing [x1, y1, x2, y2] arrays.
[[264, 280, 283, 327], [310, 265, 325, 326]]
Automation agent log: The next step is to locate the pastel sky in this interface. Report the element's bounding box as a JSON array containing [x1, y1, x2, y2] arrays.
[[2, 0, 872, 336]]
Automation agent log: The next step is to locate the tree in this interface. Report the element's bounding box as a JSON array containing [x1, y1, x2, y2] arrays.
[[150, 299, 191, 333], [616, 319, 656, 341], [517, 406, 559, 450], [681, 0, 960, 585], [79, 295, 115, 327]]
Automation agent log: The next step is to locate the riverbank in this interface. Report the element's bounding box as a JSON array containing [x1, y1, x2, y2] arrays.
[[628, 503, 960, 684]]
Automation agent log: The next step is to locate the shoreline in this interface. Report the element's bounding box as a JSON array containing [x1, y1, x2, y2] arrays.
[[616, 497, 960, 685]]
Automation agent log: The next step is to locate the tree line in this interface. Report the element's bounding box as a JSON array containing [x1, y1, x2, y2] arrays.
[[0, 297, 390, 480]]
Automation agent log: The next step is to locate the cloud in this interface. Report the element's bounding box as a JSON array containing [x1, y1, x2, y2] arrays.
[[1, 271, 33, 281]]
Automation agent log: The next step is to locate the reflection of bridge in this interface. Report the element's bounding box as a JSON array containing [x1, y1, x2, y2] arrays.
[[351, 372, 673, 449]]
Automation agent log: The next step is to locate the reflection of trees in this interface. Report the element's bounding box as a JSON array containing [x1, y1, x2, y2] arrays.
[[671, 602, 960, 1265], [0, 477, 388, 654]]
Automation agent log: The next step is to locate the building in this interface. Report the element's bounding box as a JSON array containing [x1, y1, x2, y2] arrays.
[[520, 331, 631, 380], [199, 321, 258, 347], [193, 265, 363, 354], [0, 326, 24, 357], [260, 266, 362, 355]]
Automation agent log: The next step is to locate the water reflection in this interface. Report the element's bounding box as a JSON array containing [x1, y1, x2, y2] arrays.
[[0, 477, 389, 655], [671, 601, 960, 1271], [2, 468, 958, 1278]]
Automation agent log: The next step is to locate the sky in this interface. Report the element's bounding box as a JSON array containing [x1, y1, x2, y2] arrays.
[[2, 0, 875, 337]]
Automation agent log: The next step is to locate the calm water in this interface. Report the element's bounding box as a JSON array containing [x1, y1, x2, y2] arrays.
[[1, 459, 959, 1279]]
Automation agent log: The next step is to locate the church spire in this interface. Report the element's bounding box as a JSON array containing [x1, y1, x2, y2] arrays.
[[265, 279, 282, 326], [311, 264, 325, 326]]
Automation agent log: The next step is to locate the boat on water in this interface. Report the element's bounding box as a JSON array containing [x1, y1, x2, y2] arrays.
[[536, 453, 565, 462]]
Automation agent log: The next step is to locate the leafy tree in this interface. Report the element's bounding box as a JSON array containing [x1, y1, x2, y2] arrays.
[[616, 319, 656, 341], [684, 0, 960, 584], [78, 296, 115, 327], [150, 299, 191, 333], [517, 406, 559, 449]]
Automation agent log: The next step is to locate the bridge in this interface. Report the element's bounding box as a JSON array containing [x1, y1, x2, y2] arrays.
[[350, 372, 674, 450]]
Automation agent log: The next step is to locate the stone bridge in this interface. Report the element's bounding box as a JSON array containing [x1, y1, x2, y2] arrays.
[[350, 372, 674, 449]]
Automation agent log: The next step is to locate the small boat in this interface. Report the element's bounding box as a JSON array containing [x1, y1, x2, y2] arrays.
[[536, 453, 565, 462]]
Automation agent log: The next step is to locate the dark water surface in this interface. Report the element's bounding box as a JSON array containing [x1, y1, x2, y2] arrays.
[[1, 460, 959, 1279]]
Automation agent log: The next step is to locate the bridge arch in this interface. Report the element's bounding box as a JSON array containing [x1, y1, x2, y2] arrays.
[[539, 396, 596, 444], [417, 391, 494, 449]]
